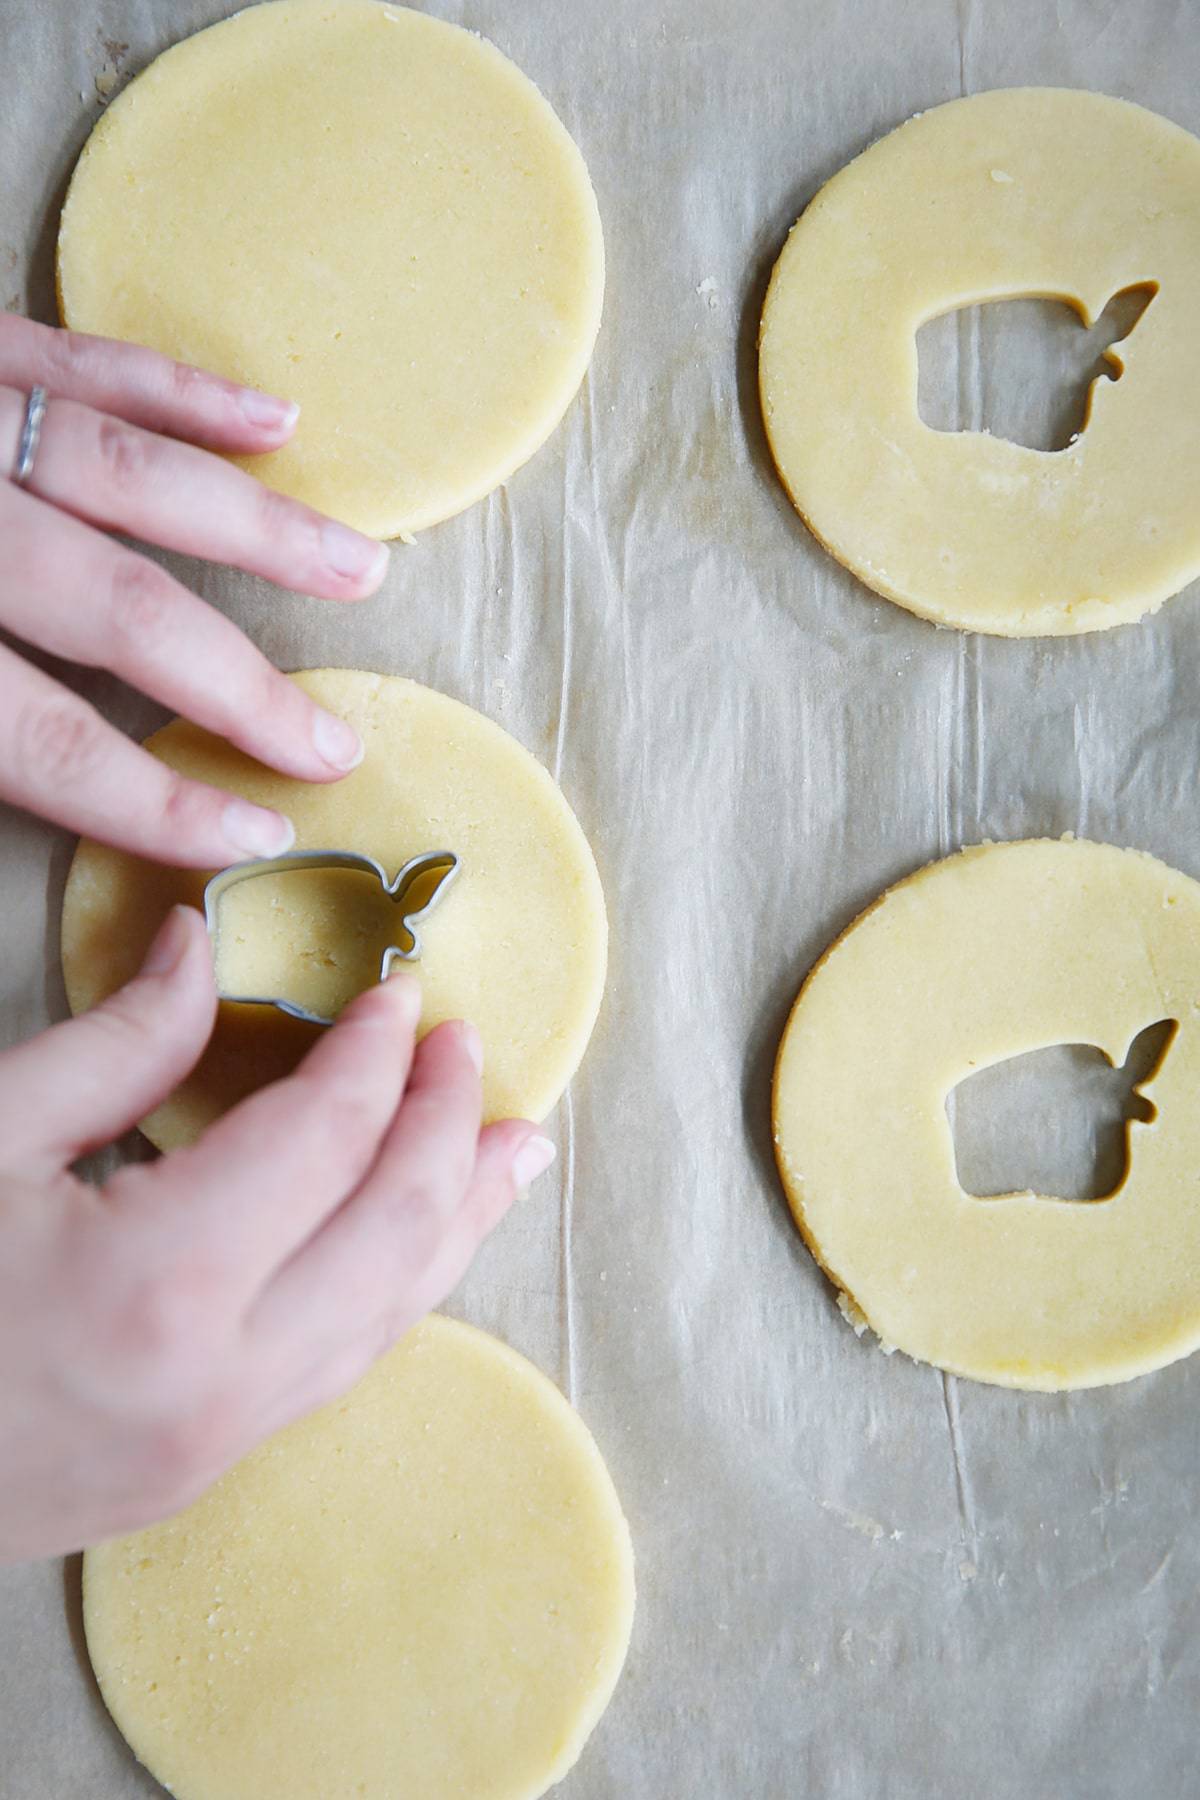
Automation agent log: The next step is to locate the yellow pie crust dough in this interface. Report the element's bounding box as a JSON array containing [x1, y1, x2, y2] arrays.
[[773, 838, 1200, 1390], [57, 0, 604, 538], [84, 1315, 635, 1800], [61, 670, 607, 1149], [759, 89, 1200, 635]]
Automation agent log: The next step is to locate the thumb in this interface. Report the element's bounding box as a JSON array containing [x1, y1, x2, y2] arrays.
[[0, 906, 216, 1177]]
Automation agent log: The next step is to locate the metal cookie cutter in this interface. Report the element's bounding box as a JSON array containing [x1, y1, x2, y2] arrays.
[[203, 848, 460, 1027]]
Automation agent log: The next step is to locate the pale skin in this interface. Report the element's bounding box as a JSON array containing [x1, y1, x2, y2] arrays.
[[0, 314, 555, 1563]]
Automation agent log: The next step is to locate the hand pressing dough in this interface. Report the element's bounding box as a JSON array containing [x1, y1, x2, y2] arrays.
[[773, 839, 1200, 1390], [84, 1315, 636, 1800], [57, 0, 604, 538], [61, 670, 607, 1149], [759, 89, 1200, 635]]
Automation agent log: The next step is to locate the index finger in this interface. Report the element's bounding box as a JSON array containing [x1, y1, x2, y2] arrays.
[[0, 481, 369, 782], [0, 643, 296, 866], [0, 313, 298, 453], [246, 1019, 486, 1354], [112, 976, 423, 1289]]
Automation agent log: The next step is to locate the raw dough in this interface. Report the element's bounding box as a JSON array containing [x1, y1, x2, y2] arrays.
[[772, 838, 1200, 1390], [212, 864, 410, 1021], [84, 1315, 636, 1800], [210, 861, 454, 1022], [758, 89, 1200, 635], [57, 0, 604, 538], [61, 670, 607, 1149]]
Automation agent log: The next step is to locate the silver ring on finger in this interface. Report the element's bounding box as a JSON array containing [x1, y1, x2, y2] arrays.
[[11, 384, 47, 488]]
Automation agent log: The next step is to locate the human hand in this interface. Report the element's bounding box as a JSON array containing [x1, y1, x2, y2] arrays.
[[0, 313, 391, 866], [0, 907, 555, 1563]]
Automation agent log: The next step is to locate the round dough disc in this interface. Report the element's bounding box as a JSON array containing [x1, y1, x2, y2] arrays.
[[773, 839, 1200, 1390], [61, 670, 607, 1149], [759, 89, 1200, 635], [84, 1315, 636, 1800], [57, 0, 604, 538]]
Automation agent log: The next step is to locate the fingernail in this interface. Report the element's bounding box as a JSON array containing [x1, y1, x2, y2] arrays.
[[222, 800, 295, 859], [460, 1023, 484, 1075], [321, 520, 390, 584], [239, 388, 299, 432], [312, 708, 364, 772], [141, 905, 193, 977], [512, 1134, 556, 1188]]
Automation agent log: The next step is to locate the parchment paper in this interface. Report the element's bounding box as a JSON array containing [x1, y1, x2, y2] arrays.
[[2, 1, 1200, 1794]]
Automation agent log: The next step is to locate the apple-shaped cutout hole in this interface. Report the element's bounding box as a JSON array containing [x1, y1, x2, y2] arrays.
[[947, 1017, 1177, 1202], [917, 283, 1156, 453]]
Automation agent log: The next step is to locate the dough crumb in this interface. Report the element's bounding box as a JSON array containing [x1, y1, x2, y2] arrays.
[[695, 276, 719, 309], [990, 168, 1014, 183], [835, 1289, 897, 1354], [836, 1291, 869, 1336]]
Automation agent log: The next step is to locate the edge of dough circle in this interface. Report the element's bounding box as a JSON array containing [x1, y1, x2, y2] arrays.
[[56, 0, 605, 539], [773, 838, 1200, 1391], [60, 669, 608, 1149], [84, 1315, 636, 1800], [759, 88, 1200, 636]]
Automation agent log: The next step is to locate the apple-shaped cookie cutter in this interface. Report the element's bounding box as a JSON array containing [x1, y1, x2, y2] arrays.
[[203, 848, 460, 1028]]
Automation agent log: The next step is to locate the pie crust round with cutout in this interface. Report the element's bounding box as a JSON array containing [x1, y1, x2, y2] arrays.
[[773, 838, 1200, 1390], [759, 89, 1200, 635]]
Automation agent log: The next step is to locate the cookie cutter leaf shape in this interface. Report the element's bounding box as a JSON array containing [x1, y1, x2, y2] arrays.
[[203, 848, 460, 1027]]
